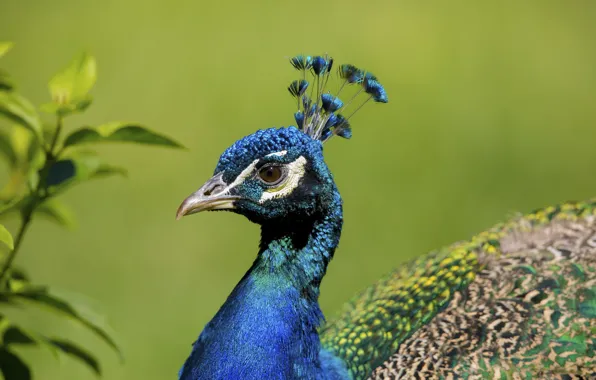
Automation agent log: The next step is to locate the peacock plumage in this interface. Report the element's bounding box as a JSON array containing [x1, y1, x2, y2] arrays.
[[176, 54, 596, 380]]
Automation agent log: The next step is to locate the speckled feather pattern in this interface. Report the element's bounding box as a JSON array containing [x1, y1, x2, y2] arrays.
[[320, 200, 596, 379]]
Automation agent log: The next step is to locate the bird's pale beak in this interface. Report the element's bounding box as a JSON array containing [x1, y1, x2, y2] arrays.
[[176, 172, 239, 220]]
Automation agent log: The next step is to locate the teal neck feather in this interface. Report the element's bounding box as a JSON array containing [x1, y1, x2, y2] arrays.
[[179, 192, 349, 380]]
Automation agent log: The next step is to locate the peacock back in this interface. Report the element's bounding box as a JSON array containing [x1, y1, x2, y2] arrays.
[[321, 199, 596, 379]]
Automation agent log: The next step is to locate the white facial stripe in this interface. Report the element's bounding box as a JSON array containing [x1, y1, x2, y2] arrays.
[[218, 158, 259, 195], [218, 152, 306, 203], [221, 151, 289, 193], [265, 150, 287, 157], [259, 156, 307, 204]]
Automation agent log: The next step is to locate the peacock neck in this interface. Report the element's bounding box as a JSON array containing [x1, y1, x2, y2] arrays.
[[180, 192, 344, 380], [258, 191, 343, 305]]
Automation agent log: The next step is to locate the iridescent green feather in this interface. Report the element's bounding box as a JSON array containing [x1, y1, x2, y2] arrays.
[[320, 199, 596, 379]]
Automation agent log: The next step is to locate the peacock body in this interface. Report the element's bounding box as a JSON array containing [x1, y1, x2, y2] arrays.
[[322, 202, 596, 379], [176, 54, 596, 379]]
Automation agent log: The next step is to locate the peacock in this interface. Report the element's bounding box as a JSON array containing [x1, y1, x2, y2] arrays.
[[175, 54, 596, 379]]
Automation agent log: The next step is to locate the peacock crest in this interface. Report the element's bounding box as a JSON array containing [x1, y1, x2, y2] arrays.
[[287, 54, 388, 143]]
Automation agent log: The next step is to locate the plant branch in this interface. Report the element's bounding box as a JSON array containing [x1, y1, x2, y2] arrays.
[[48, 114, 63, 155], [0, 113, 65, 285], [0, 208, 33, 284]]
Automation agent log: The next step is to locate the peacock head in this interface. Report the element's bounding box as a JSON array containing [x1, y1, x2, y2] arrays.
[[176, 54, 387, 224]]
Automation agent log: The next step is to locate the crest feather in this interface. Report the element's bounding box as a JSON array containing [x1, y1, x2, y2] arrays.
[[287, 53, 388, 142]]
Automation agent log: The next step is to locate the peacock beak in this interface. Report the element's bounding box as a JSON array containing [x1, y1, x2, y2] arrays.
[[176, 172, 239, 219]]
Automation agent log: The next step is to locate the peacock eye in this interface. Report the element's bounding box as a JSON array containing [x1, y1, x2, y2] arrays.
[[257, 165, 285, 185]]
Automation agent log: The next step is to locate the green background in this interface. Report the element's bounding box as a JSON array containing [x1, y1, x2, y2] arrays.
[[2, 1, 596, 379]]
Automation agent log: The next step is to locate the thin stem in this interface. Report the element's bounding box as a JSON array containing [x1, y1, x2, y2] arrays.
[[341, 87, 363, 114], [49, 114, 63, 155], [0, 209, 33, 284], [333, 80, 347, 100], [345, 95, 372, 121]]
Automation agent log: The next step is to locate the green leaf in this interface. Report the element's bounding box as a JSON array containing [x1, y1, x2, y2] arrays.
[[0, 92, 42, 139], [44, 150, 101, 195], [35, 199, 77, 230], [0, 128, 44, 200], [10, 128, 36, 166], [0, 125, 44, 202], [40, 97, 92, 117], [0, 70, 14, 92], [0, 130, 24, 200], [0, 43, 13, 59], [25, 135, 44, 177], [0, 315, 100, 375], [5, 266, 30, 293], [48, 52, 96, 105], [0, 130, 17, 167], [0, 195, 32, 220], [0, 267, 31, 292], [63, 122, 185, 149], [3, 286, 123, 360], [27, 171, 39, 192], [43, 151, 126, 195], [2, 325, 37, 346], [90, 164, 128, 180], [0, 224, 13, 250], [0, 348, 31, 380], [9, 267, 28, 283], [0, 173, 26, 203], [0, 316, 59, 358], [48, 339, 101, 375], [46, 160, 77, 187]]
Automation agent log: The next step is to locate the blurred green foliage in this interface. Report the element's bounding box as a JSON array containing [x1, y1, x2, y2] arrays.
[[0, 46, 182, 378], [1, 1, 595, 379]]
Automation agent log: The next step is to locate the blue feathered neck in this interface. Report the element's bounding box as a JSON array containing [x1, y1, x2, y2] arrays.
[[179, 192, 349, 380]]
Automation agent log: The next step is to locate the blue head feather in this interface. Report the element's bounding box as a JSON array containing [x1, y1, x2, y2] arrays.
[[321, 94, 343, 113], [288, 80, 309, 98], [364, 71, 378, 81], [214, 127, 316, 180], [287, 53, 388, 143], [290, 55, 313, 70], [294, 111, 305, 128], [363, 77, 388, 103], [338, 64, 364, 83]]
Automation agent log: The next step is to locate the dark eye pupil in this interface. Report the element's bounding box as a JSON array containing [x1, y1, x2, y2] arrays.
[[259, 166, 282, 183]]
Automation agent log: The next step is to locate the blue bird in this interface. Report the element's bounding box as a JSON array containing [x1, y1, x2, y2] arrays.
[[176, 54, 596, 379]]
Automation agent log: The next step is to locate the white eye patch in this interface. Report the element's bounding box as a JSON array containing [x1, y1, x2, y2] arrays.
[[217, 152, 307, 204], [258, 156, 307, 204], [225, 158, 260, 190]]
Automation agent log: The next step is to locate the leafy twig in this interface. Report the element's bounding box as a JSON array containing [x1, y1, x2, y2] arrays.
[[0, 113, 63, 284], [0, 209, 32, 284], [0, 45, 184, 379]]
